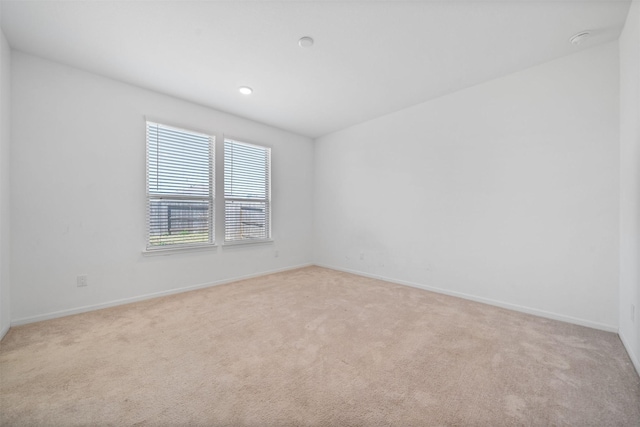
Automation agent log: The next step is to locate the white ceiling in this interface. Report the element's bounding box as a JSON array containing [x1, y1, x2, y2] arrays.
[[0, 0, 632, 138]]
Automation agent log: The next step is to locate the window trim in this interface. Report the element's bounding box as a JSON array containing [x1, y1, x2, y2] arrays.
[[144, 120, 216, 253], [223, 137, 272, 245]]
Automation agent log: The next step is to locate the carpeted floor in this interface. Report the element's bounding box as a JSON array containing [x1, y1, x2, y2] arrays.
[[1, 266, 639, 426]]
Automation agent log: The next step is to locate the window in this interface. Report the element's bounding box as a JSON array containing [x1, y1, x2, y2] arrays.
[[224, 139, 271, 243], [146, 122, 214, 250]]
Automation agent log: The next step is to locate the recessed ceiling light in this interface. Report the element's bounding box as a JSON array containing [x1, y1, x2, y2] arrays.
[[238, 86, 253, 95], [569, 31, 590, 45], [298, 36, 314, 48]]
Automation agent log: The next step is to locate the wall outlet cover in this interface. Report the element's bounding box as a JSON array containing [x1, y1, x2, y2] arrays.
[[77, 275, 88, 287]]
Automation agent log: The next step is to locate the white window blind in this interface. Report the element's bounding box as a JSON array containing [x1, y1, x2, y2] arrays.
[[146, 122, 214, 249], [224, 139, 271, 243]]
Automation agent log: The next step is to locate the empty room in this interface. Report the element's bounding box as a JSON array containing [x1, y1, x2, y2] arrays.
[[1, 0, 639, 425]]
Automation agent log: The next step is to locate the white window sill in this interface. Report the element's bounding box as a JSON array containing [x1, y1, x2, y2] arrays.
[[142, 243, 218, 256]]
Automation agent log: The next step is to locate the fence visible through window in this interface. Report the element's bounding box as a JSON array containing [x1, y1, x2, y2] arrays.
[[148, 200, 210, 246]]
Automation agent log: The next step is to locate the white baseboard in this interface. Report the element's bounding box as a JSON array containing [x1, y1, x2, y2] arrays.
[[11, 263, 313, 326], [0, 323, 9, 342], [619, 331, 640, 377], [8, 261, 621, 336], [314, 263, 618, 333]]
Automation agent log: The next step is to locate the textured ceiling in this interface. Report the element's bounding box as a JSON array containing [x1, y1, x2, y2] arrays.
[[0, 0, 631, 138]]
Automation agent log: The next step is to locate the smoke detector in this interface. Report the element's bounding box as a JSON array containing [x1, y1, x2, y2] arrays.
[[298, 36, 314, 48]]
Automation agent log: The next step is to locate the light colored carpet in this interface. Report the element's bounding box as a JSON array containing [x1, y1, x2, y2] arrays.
[[1, 266, 639, 426]]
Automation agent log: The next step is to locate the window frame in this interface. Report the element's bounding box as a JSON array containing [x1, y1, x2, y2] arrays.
[[144, 120, 216, 253], [223, 137, 272, 245]]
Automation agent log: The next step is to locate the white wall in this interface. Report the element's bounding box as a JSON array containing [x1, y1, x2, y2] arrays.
[[0, 10, 11, 338], [619, 0, 640, 373], [314, 42, 620, 331], [10, 52, 314, 323]]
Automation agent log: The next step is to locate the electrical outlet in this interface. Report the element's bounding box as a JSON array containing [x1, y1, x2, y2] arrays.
[[77, 275, 88, 287], [632, 304, 636, 323], [274, 250, 279, 258]]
